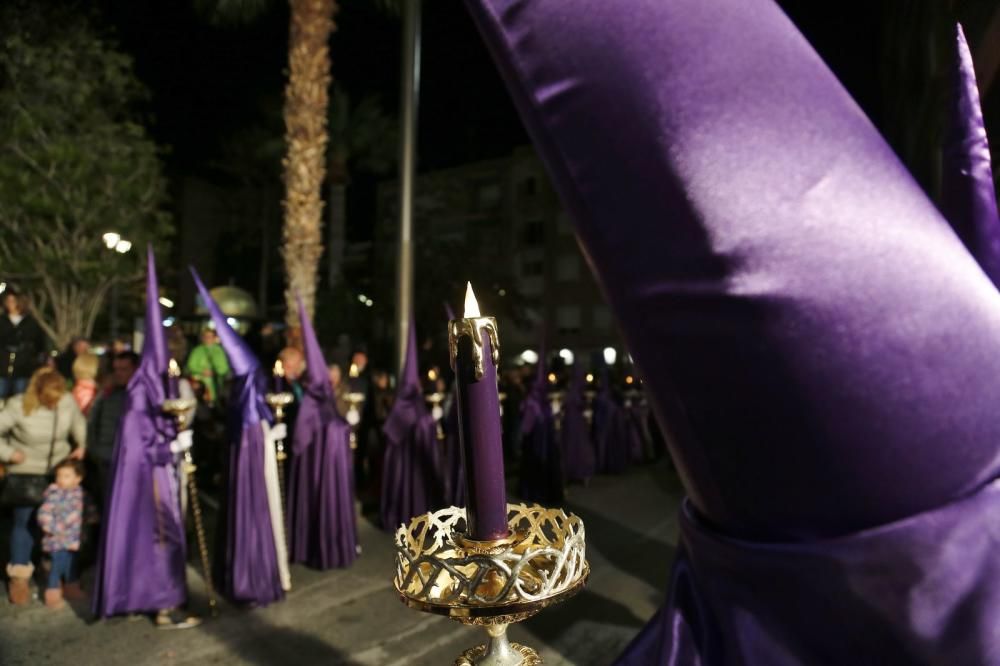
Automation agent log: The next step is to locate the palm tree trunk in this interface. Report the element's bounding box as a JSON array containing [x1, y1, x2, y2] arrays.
[[282, 0, 336, 328]]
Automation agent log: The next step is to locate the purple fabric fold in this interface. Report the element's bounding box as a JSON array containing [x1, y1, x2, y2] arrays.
[[192, 269, 283, 606], [93, 247, 187, 617], [618, 485, 1000, 664], [461, 0, 1000, 660], [287, 294, 358, 569], [380, 316, 444, 530], [941, 24, 1000, 287], [561, 364, 594, 483]]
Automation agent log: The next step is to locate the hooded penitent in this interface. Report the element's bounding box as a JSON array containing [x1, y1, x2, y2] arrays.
[[380, 317, 443, 531], [941, 24, 1000, 287], [561, 362, 595, 483], [93, 247, 187, 617], [592, 366, 627, 475], [287, 294, 358, 569], [192, 269, 287, 606], [463, 0, 1000, 662], [518, 349, 563, 504]]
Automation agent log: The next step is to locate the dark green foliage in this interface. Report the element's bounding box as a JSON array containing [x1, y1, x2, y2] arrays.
[[0, 6, 173, 345]]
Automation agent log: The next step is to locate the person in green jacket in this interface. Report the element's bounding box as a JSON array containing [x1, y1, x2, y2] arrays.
[[185, 327, 230, 405]]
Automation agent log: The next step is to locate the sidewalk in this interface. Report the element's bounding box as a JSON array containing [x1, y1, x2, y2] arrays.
[[0, 459, 682, 665]]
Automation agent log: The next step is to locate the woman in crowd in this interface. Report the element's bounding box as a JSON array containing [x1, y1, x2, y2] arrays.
[[0, 367, 87, 604]]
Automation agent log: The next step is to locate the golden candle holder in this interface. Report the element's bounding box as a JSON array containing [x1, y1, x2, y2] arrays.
[[548, 391, 565, 433], [394, 503, 589, 665], [162, 396, 218, 616]]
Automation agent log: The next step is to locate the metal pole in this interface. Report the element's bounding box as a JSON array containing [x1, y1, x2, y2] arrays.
[[396, 0, 422, 378], [110, 281, 119, 341]]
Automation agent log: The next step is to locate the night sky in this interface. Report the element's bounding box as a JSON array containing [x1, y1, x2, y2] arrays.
[[78, 1, 997, 242]]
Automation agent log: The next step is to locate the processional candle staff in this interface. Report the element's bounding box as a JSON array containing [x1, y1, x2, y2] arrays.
[[449, 282, 508, 541], [163, 357, 218, 614]]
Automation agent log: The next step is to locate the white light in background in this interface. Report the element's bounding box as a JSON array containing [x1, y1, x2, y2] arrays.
[[0, 282, 6, 294], [114, 239, 132, 254], [603, 347, 617, 365], [163, 317, 175, 327], [102, 232, 121, 249], [365, 299, 374, 307], [358, 294, 367, 303], [158, 297, 174, 308], [226, 317, 238, 328], [558, 348, 574, 365], [519, 349, 539, 364]]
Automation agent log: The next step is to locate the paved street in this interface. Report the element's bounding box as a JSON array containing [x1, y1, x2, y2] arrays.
[[0, 460, 681, 666]]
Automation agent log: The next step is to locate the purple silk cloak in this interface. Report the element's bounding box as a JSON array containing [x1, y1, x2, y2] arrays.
[[462, 0, 1000, 662], [941, 24, 1000, 286], [193, 270, 283, 606], [518, 356, 563, 504], [561, 365, 595, 483], [380, 318, 444, 531], [93, 248, 186, 617], [287, 295, 358, 569]]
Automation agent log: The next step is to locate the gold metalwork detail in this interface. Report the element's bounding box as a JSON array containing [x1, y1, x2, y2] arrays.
[[455, 643, 541, 666], [449, 317, 500, 380]]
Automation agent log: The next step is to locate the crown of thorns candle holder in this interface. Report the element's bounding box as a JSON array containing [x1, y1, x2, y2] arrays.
[[394, 503, 589, 666]]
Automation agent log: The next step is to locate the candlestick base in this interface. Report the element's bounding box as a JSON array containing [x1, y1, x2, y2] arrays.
[[394, 504, 588, 665], [455, 623, 541, 666]]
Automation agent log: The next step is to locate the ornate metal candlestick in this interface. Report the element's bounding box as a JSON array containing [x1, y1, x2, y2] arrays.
[[162, 370, 217, 616], [265, 359, 294, 520], [394, 503, 588, 665]]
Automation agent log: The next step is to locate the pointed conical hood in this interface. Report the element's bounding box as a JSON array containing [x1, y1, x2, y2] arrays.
[[190, 268, 258, 376], [399, 314, 421, 394], [463, 0, 1000, 540], [942, 23, 1000, 287], [297, 292, 333, 400], [142, 246, 168, 374]]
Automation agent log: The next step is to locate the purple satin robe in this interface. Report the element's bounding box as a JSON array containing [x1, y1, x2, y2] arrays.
[[441, 394, 467, 507], [287, 295, 358, 569], [593, 375, 628, 475], [380, 319, 444, 531], [518, 366, 563, 504], [193, 269, 284, 606], [93, 248, 187, 617], [462, 0, 1000, 661]]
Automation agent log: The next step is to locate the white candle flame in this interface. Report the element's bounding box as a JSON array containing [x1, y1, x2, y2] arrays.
[[464, 282, 481, 318]]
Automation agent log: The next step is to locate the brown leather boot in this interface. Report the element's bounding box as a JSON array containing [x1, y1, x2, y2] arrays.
[[44, 587, 65, 610], [62, 581, 85, 601], [6, 563, 34, 605]]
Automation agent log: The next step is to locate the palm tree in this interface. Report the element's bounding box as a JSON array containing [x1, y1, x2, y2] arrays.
[[198, 0, 400, 328]]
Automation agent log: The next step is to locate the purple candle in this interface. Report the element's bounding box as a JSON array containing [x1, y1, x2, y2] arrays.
[[166, 358, 181, 400], [273, 359, 288, 394], [450, 283, 508, 540]]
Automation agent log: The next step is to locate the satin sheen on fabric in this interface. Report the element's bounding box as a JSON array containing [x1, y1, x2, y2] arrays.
[[461, 0, 1000, 662], [92, 248, 187, 617], [287, 295, 358, 569]]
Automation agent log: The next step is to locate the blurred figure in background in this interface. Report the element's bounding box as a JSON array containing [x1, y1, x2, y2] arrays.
[[186, 327, 229, 406], [0, 290, 49, 400], [56, 337, 90, 381], [85, 351, 138, 508], [71, 352, 99, 416]]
